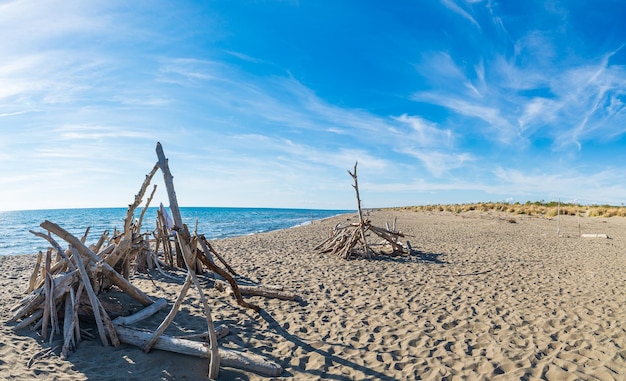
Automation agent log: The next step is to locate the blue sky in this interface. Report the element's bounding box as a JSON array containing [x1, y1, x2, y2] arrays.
[[2, 0, 626, 211]]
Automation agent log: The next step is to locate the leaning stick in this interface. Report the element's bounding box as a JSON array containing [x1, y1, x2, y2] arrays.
[[92, 230, 109, 253], [71, 246, 109, 347], [14, 309, 43, 331], [10, 270, 78, 323], [73, 283, 84, 344], [40, 220, 153, 306], [155, 142, 220, 378], [179, 234, 220, 379], [61, 292, 75, 358], [41, 250, 51, 340], [125, 162, 160, 235], [198, 237, 259, 311], [29, 230, 75, 271], [95, 293, 121, 347], [156, 142, 183, 230], [112, 298, 168, 326], [174, 324, 230, 341], [27, 251, 43, 293], [136, 184, 158, 234], [214, 280, 300, 301], [201, 238, 237, 276], [143, 274, 192, 353], [80, 226, 90, 244]]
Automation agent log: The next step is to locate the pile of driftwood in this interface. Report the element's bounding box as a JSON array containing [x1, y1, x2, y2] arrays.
[[9, 142, 300, 379], [315, 163, 412, 259]]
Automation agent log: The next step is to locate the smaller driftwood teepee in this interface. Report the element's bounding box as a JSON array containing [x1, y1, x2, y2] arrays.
[[315, 163, 413, 259]]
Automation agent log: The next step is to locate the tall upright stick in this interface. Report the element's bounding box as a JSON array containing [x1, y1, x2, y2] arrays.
[[151, 142, 220, 379], [348, 162, 372, 258], [557, 198, 561, 237], [156, 142, 184, 230]]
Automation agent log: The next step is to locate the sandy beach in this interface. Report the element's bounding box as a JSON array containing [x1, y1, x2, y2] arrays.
[[2, 209, 626, 380]]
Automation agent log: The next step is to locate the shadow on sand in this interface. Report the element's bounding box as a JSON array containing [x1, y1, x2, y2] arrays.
[[258, 308, 400, 381]]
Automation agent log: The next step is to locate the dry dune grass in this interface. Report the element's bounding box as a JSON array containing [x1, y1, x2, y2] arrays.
[[399, 202, 626, 219]]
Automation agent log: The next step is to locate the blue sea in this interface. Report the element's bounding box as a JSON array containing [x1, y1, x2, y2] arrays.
[[0, 207, 353, 256]]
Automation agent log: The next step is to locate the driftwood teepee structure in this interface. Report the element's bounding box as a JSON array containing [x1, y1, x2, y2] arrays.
[[9, 142, 301, 378], [315, 163, 412, 259]]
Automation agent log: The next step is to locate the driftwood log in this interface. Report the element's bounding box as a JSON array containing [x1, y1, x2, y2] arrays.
[[112, 299, 282, 376]]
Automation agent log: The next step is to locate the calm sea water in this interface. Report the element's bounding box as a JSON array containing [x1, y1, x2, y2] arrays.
[[0, 207, 353, 256]]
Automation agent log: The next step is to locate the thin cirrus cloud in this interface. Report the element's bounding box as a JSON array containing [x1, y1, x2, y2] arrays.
[[413, 46, 626, 151], [440, 0, 480, 28], [154, 56, 462, 178]]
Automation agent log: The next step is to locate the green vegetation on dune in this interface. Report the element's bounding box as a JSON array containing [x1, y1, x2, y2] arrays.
[[394, 201, 626, 218]]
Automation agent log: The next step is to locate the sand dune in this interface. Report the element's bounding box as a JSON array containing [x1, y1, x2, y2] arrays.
[[2, 209, 626, 380]]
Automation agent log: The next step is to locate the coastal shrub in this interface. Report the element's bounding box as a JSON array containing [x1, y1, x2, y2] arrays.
[[545, 207, 558, 218]]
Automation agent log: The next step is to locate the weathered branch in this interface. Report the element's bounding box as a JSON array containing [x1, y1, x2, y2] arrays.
[[115, 325, 283, 376], [40, 220, 153, 306], [214, 280, 301, 302]]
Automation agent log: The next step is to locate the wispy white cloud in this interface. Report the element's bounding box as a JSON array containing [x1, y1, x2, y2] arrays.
[[55, 125, 154, 141], [413, 40, 626, 152], [440, 0, 480, 28], [491, 166, 626, 205], [394, 114, 453, 147]]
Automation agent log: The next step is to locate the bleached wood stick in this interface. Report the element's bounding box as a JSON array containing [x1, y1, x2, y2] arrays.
[[155, 143, 220, 377], [61, 292, 74, 358], [174, 324, 230, 340], [71, 246, 108, 346], [95, 293, 121, 347], [80, 226, 90, 244], [112, 298, 168, 326], [369, 225, 406, 253], [41, 220, 153, 306], [73, 283, 84, 344], [42, 250, 51, 340], [136, 184, 158, 234], [197, 237, 259, 311], [97, 243, 115, 258], [114, 325, 283, 376], [143, 274, 192, 352], [29, 230, 75, 271], [10, 270, 78, 322], [201, 238, 237, 275], [214, 280, 300, 301], [103, 237, 131, 269], [348, 162, 372, 258], [179, 233, 220, 379], [156, 142, 183, 229], [27, 251, 43, 294], [14, 309, 43, 331], [47, 270, 58, 344], [92, 230, 109, 254], [150, 251, 179, 280], [580, 233, 609, 238], [125, 162, 160, 235]]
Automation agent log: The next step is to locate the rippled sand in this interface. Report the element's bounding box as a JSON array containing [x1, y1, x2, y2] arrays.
[[2, 209, 626, 380]]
